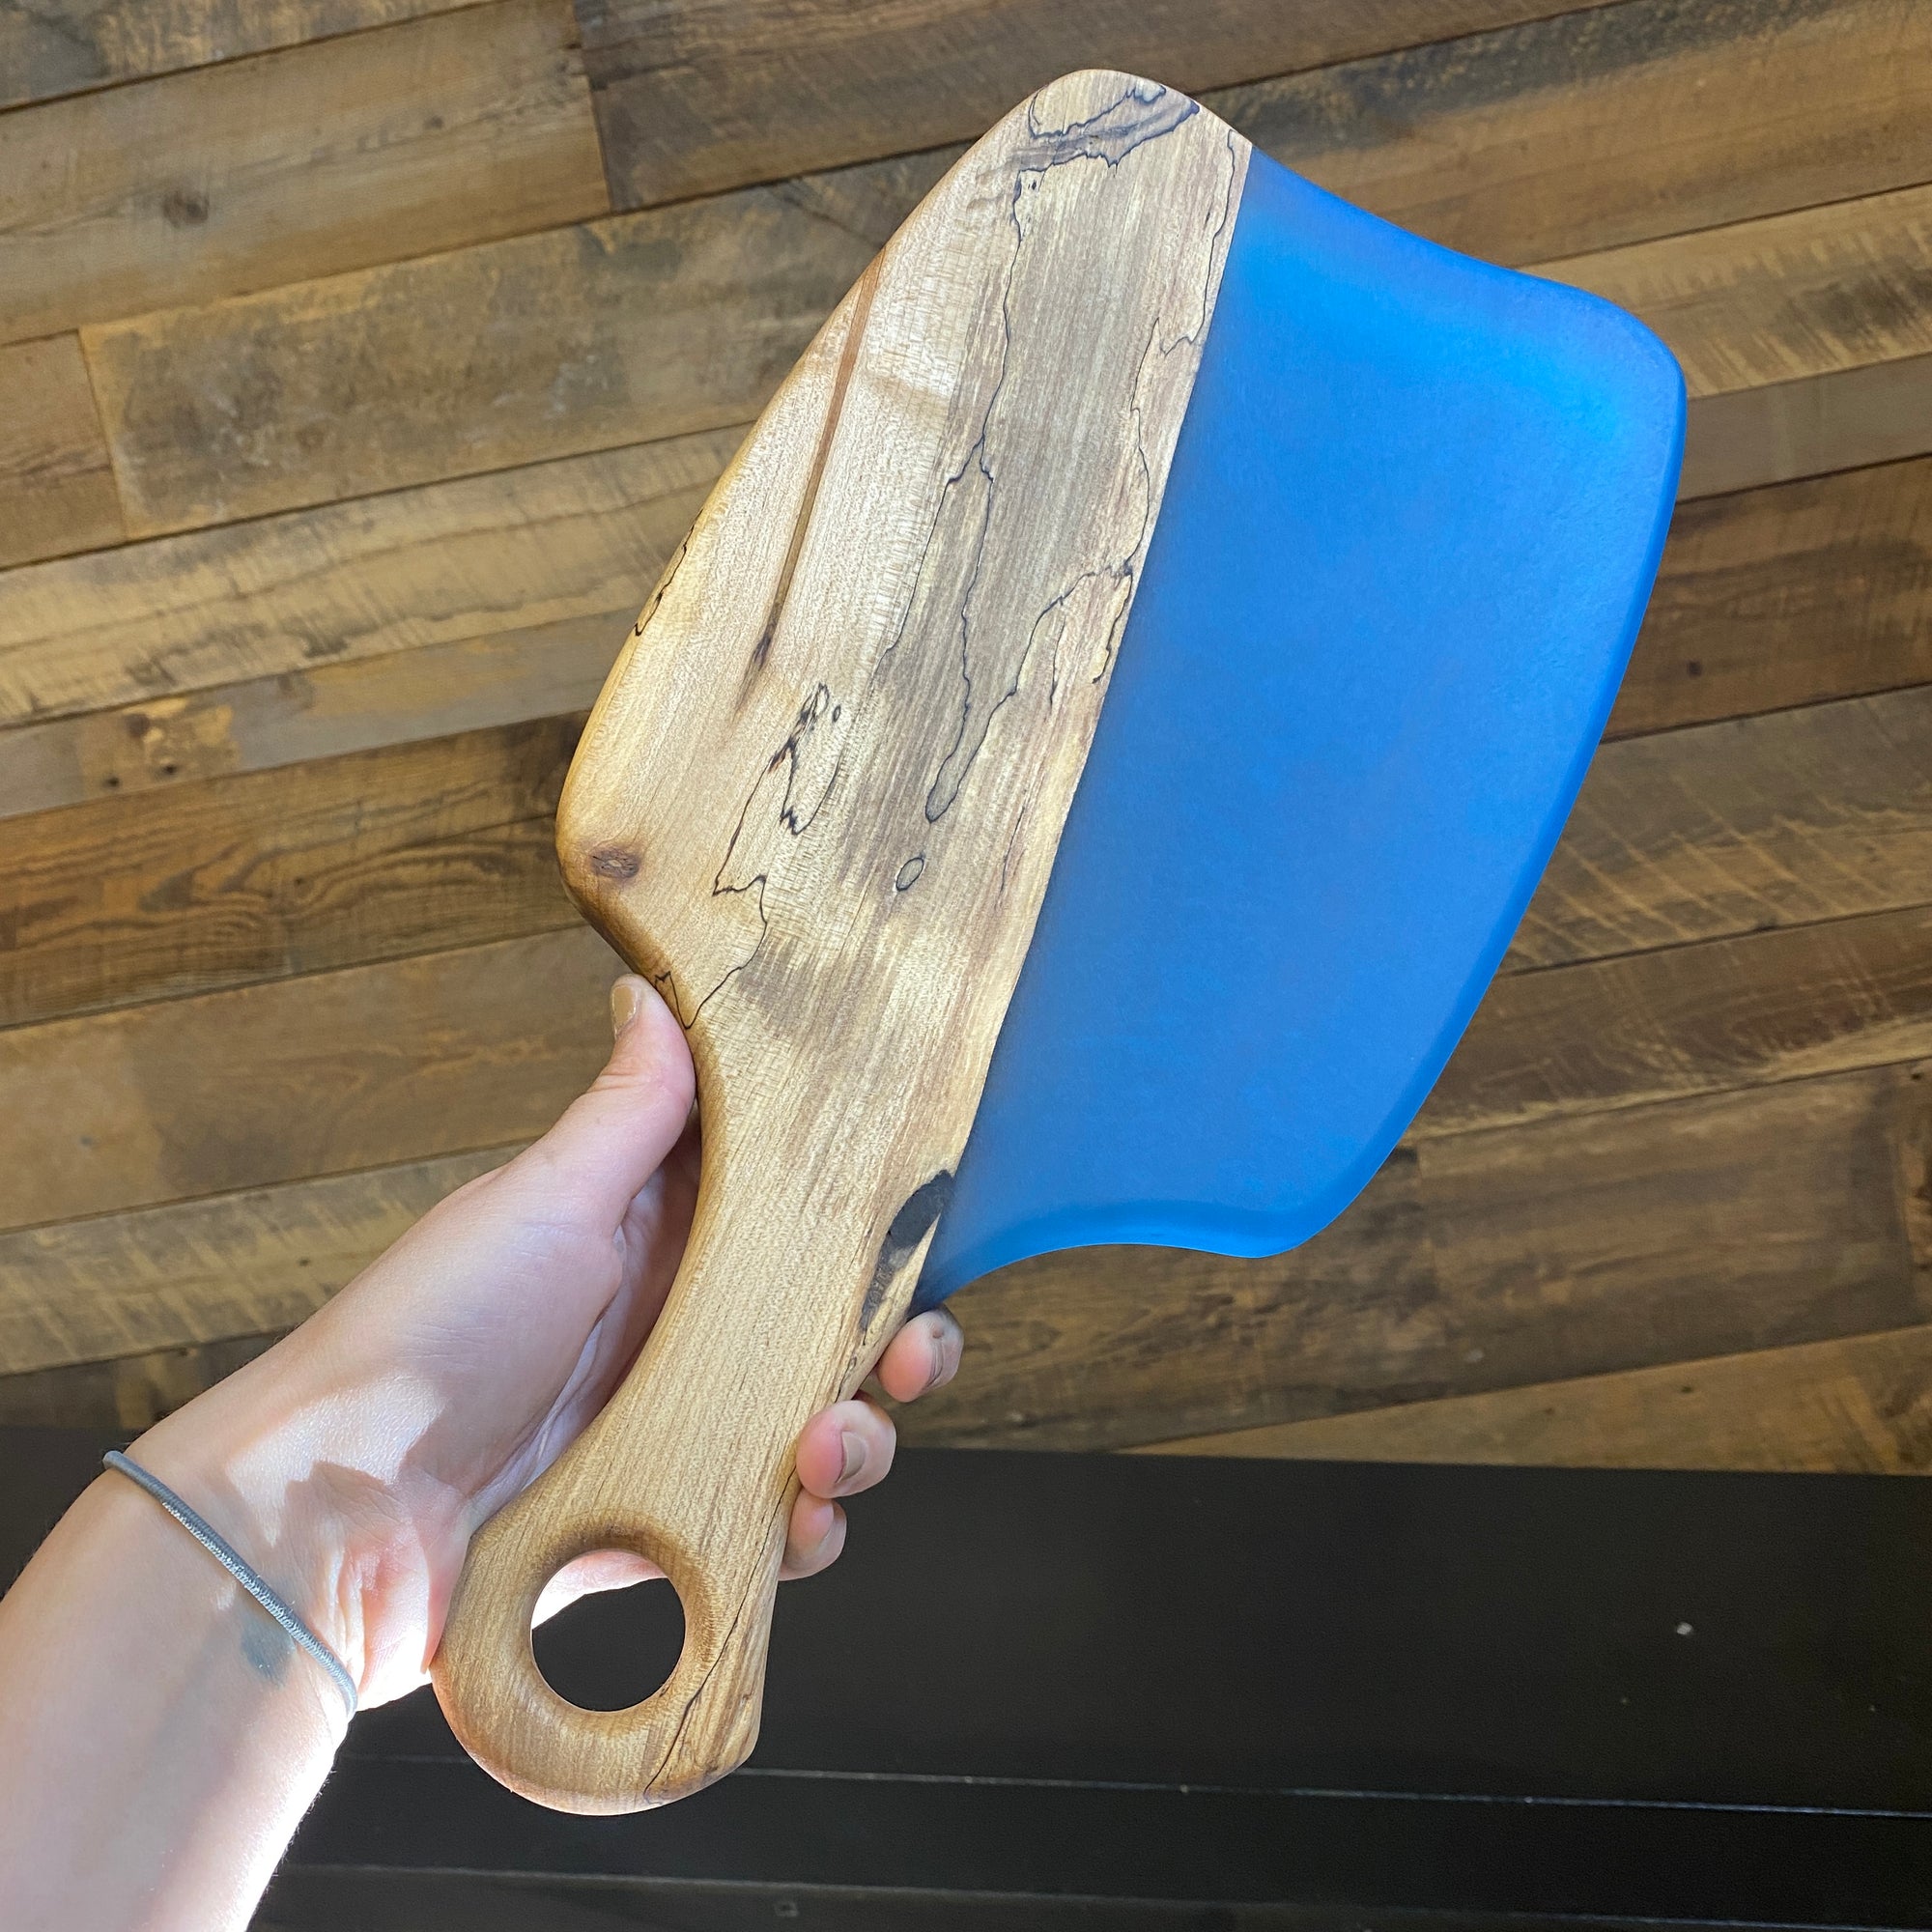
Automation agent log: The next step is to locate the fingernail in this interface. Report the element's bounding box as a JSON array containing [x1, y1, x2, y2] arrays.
[[610, 977, 644, 1037], [838, 1429, 867, 1487]]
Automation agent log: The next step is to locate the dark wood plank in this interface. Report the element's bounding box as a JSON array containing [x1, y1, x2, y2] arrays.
[[0, 0, 479, 112], [0, 1332, 279, 1430], [904, 1061, 1930, 1452], [1424, 903, 1932, 1138], [1215, 0, 1932, 268], [0, 712, 582, 1030], [0, 1147, 505, 1377], [0, 926, 616, 1230], [1680, 350, 1932, 500], [1150, 1322, 1932, 1472], [0, 0, 608, 344], [0, 333, 123, 568], [0, 426, 731, 728], [1512, 684, 1932, 970], [1612, 455, 1932, 737], [581, 0, 1575, 212]]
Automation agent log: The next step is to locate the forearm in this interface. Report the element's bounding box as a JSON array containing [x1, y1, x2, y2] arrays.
[[0, 1471, 345, 1932]]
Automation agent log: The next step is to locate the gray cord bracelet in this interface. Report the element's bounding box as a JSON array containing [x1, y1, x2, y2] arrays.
[[102, 1449, 358, 1720]]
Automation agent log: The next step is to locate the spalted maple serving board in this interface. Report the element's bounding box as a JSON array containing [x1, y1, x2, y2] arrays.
[[433, 71, 1249, 1813]]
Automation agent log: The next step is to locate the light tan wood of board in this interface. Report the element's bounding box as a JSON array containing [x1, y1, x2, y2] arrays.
[[1142, 1323, 1932, 1473], [0, 0, 608, 345], [0, 333, 123, 567], [431, 72, 1249, 1814]]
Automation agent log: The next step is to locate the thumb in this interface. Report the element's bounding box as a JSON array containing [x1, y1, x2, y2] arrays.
[[514, 975, 696, 1227]]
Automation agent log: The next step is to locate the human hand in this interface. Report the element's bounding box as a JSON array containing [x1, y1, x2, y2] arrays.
[[128, 975, 965, 1711]]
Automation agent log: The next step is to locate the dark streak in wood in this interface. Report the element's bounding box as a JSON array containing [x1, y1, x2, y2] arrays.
[[861, 1171, 955, 1333]]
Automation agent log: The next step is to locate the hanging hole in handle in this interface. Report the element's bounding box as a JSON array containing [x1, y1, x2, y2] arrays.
[[531, 1550, 687, 1712]]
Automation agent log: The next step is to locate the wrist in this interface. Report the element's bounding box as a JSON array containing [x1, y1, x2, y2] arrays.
[[127, 1330, 469, 1707]]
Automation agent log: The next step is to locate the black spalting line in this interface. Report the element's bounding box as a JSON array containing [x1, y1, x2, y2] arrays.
[[860, 1172, 954, 1332], [919, 82, 1219, 830]]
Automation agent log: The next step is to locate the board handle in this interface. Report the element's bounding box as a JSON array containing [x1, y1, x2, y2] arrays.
[[429, 1179, 904, 1814]]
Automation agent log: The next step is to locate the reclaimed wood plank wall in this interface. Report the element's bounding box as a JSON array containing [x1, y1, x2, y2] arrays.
[[0, 0, 1928, 1474]]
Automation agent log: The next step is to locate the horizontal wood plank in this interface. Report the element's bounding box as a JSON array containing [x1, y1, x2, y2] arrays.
[[0, 713, 582, 1030], [1612, 454, 1932, 737], [4, 1040, 1924, 1454], [1513, 684, 1932, 969], [582, 0, 1571, 212], [0, 333, 122, 568], [900, 1060, 1931, 1451], [0, 0, 608, 344], [4, 651, 1923, 1036], [0, 927, 618, 1229], [1215, 0, 1932, 268], [0, 672, 1921, 1138], [1425, 903, 1932, 1137], [2, 440, 1918, 822], [79, 153, 914, 535], [1146, 1323, 1932, 1473], [0, 613, 622, 822], [0, 0, 480, 112], [0, 1146, 507, 1377], [0, 426, 733, 727], [83, 66, 1932, 540], [1546, 180, 1932, 399], [1679, 350, 1932, 500]]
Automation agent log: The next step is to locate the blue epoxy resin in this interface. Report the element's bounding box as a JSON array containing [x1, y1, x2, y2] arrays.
[[915, 151, 1683, 1308]]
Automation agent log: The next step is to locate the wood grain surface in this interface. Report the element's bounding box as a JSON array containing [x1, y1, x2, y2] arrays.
[[1148, 1322, 1932, 1473], [897, 1060, 1932, 1452], [0, 0, 608, 344], [0, 427, 733, 726], [1613, 454, 1932, 736], [1680, 350, 1932, 499], [1, 0, 1929, 1508], [0, 713, 583, 1028], [74, 128, 1929, 545], [1213, 0, 1932, 266], [434, 72, 1248, 1811], [0, 1147, 510, 1378], [0, 334, 122, 568], [581, 0, 1570, 210], [0, 0, 480, 111]]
